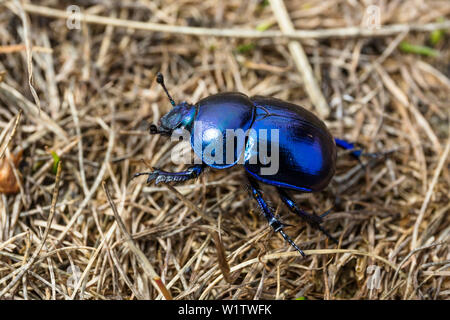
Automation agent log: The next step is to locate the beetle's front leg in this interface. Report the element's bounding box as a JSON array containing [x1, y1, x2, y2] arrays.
[[247, 175, 305, 257], [277, 188, 338, 244], [133, 164, 206, 184]]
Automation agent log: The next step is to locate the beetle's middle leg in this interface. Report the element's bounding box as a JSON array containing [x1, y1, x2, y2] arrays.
[[247, 175, 305, 257], [277, 188, 338, 244], [133, 164, 206, 184]]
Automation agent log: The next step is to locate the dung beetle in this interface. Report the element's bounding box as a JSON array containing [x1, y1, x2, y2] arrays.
[[135, 73, 375, 256]]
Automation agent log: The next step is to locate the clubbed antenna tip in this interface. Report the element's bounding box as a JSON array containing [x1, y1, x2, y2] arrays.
[[156, 72, 176, 107], [156, 72, 164, 84]]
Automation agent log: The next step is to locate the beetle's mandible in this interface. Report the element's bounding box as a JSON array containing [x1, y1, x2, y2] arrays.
[[134, 73, 372, 256]]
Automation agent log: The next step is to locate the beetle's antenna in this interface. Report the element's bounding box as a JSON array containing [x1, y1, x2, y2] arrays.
[[156, 72, 176, 107]]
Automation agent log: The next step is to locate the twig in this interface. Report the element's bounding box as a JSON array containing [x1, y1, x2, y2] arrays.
[[0, 44, 53, 54], [0, 110, 21, 160], [21, 3, 450, 40], [67, 83, 88, 196], [411, 138, 450, 249], [8, 0, 41, 110], [270, 0, 329, 117], [212, 231, 235, 284]]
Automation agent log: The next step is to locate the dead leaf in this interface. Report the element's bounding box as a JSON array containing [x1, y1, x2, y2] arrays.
[[0, 150, 23, 195]]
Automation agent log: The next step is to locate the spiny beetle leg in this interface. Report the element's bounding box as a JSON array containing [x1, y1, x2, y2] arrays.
[[335, 138, 389, 161], [334, 138, 364, 160], [335, 138, 371, 172], [247, 175, 305, 257], [134, 164, 205, 185], [277, 188, 338, 244]]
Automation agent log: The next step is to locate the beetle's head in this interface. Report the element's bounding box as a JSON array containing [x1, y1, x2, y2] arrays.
[[151, 102, 196, 136], [149, 73, 196, 136]]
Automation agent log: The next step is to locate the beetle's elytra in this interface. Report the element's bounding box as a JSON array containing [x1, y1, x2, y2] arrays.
[[135, 73, 368, 256]]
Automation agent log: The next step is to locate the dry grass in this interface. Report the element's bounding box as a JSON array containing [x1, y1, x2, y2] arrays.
[[0, 0, 449, 300]]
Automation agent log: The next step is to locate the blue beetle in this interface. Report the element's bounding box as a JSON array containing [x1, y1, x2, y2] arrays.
[[135, 73, 369, 256]]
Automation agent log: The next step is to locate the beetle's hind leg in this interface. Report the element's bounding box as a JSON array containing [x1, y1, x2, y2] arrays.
[[334, 138, 397, 174], [133, 164, 206, 184], [247, 175, 305, 257], [277, 188, 338, 244], [335, 138, 378, 171], [334, 138, 391, 161]]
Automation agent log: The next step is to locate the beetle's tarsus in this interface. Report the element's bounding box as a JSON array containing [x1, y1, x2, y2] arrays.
[[278, 229, 305, 257], [354, 149, 395, 173], [132, 172, 152, 180]]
